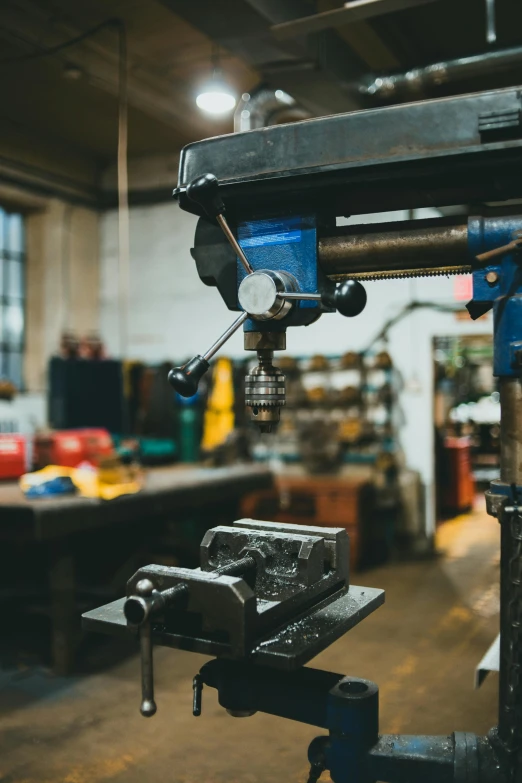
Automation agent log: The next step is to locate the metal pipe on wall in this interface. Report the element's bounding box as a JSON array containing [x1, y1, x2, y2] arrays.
[[234, 86, 310, 132], [359, 45, 522, 100]]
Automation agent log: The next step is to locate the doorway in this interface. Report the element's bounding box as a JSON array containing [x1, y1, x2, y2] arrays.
[[433, 335, 499, 521]]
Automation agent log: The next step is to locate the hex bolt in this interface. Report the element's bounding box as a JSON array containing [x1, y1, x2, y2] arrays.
[[485, 270, 499, 286]]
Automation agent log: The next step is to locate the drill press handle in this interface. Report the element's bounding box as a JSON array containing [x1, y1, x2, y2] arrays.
[[168, 356, 210, 398], [186, 173, 225, 219], [284, 281, 367, 317], [124, 579, 189, 716], [168, 312, 248, 397], [187, 173, 254, 275], [321, 280, 367, 317]]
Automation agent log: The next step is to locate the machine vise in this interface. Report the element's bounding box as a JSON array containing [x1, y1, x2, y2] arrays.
[[83, 520, 383, 716]]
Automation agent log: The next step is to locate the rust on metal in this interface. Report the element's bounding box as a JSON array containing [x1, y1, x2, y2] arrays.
[[319, 217, 468, 279]]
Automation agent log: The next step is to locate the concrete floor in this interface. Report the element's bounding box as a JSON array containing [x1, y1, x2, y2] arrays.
[[0, 501, 500, 783]]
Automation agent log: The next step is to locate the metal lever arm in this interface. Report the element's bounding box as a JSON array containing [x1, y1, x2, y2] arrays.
[[285, 280, 367, 317], [186, 173, 254, 275], [168, 280, 366, 398], [168, 312, 248, 397], [125, 579, 189, 717], [126, 557, 257, 718]]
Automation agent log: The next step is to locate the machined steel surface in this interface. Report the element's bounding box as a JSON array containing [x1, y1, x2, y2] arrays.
[[135, 579, 157, 717], [499, 379, 522, 486], [498, 378, 522, 757], [175, 87, 522, 219], [251, 585, 384, 668], [83, 585, 384, 670], [238, 270, 295, 321], [83, 519, 366, 668], [319, 217, 469, 280], [202, 312, 248, 361], [244, 331, 286, 352], [245, 350, 286, 432]]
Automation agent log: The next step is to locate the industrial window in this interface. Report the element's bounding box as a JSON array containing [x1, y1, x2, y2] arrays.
[[0, 209, 25, 389]]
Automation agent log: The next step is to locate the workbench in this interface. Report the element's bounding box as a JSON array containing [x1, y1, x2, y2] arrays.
[[0, 464, 272, 674]]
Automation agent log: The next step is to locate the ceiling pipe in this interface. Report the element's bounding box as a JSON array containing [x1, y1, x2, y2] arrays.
[[234, 85, 310, 132], [359, 44, 522, 100]]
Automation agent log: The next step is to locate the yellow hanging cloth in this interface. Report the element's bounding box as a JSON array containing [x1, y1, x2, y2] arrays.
[[201, 358, 235, 452]]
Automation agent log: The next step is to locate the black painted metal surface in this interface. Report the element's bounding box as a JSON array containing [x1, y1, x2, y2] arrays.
[[174, 87, 522, 219]]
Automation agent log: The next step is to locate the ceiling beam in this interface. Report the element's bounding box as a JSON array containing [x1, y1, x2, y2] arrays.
[[316, 0, 400, 70], [0, 0, 209, 143], [272, 0, 441, 39], [162, 0, 369, 115]]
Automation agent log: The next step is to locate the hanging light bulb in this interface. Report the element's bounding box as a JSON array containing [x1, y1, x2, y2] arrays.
[[196, 82, 236, 114], [196, 45, 236, 115]]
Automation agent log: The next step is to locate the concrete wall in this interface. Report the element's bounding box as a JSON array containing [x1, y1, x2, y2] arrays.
[[99, 202, 492, 534], [25, 200, 100, 394]]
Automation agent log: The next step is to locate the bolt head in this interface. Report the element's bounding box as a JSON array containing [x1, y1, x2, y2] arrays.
[[485, 270, 499, 286]]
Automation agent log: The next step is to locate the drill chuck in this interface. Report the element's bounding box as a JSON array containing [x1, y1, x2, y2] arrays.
[[245, 350, 286, 433]]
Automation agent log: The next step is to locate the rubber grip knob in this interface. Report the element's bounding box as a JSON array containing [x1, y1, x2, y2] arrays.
[[186, 173, 225, 219], [168, 355, 210, 397], [323, 280, 367, 317]]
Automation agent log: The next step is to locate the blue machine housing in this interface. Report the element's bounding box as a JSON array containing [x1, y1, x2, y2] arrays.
[[237, 214, 328, 333], [468, 216, 522, 378]]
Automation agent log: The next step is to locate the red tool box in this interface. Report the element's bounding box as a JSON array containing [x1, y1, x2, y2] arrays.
[[34, 429, 114, 469], [77, 428, 114, 464], [0, 434, 27, 479]]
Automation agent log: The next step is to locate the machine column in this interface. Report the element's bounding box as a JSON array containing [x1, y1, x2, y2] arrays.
[[497, 378, 522, 762]]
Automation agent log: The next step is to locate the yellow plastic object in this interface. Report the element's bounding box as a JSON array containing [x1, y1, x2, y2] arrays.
[[20, 463, 142, 501], [201, 358, 235, 452]]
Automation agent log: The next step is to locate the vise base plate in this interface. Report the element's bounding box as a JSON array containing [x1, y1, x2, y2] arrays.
[[82, 584, 384, 670]]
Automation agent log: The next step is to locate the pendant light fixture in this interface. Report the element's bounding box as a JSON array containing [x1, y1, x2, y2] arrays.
[[196, 44, 236, 115]]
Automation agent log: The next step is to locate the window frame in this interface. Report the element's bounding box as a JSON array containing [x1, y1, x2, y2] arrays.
[[0, 209, 26, 390]]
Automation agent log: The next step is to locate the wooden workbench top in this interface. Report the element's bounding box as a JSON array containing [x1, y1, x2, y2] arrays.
[[0, 464, 273, 541]]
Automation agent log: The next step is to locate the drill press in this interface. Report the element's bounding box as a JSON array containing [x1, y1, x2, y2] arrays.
[[167, 172, 367, 431], [84, 84, 522, 782]]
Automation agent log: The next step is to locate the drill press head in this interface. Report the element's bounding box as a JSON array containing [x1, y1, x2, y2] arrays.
[[168, 173, 367, 433]]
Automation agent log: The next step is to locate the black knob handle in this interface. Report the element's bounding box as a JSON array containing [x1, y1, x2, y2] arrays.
[[186, 173, 225, 219], [323, 280, 367, 317], [168, 355, 210, 397]]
